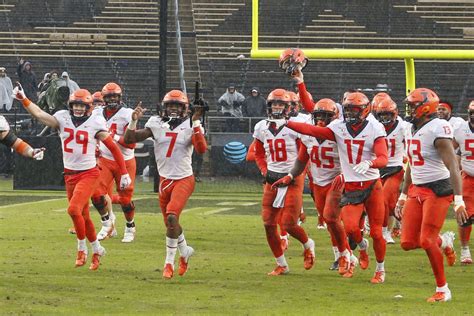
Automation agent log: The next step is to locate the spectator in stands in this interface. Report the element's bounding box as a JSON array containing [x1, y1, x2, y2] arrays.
[[38, 73, 51, 93], [0, 67, 13, 112], [218, 84, 244, 132], [61, 71, 80, 92], [242, 87, 266, 118], [17, 58, 37, 101]]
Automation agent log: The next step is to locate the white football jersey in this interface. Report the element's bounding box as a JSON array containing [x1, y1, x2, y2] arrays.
[[53, 110, 107, 170], [385, 116, 410, 167], [145, 116, 204, 180], [328, 119, 386, 182], [453, 120, 474, 177], [289, 113, 312, 124], [0, 115, 9, 132], [448, 116, 465, 131], [95, 107, 135, 161], [406, 118, 452, 185], [301, 134, 340, 186], [253, 119, 301, 173]]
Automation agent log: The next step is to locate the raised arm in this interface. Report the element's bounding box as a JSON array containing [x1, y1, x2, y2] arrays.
[[12, 83, 59, 129], [123, 102, 153, 143], [191, 107, 207, 154]]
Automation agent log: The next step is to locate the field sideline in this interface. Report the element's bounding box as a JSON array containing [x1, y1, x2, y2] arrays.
[[0, 179, 473, 315]]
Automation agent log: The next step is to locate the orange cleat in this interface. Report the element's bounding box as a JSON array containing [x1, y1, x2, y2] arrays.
[[427, 291, 451, 302], [342, 261, 355, 278], [267, 265, 289, 276], [443, 247, 456, 267], [338, 255, 350, 275], [178, 246, 194, 276], [303, 249, 315, 270], [89, 246, 106, 271], [370, 270, 385, 284], [391, 228, 401, 238], [359, 249, 369, 270], [75, 250, 87, 267], [163, 263, 174, 279]]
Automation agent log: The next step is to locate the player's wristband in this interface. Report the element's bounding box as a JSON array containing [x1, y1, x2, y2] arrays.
[[192, 120, 201, 128], [287, 173, 294, 181], [454, 195, 465, 212], [128, 120, 137, 130], [399, 193, 407, 201], [22, 98, 31, 107], [113, 134, 121, 142]]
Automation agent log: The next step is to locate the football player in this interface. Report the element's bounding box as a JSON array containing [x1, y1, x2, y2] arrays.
[[273, 98, 356, 273], [13, 84, 131, 270], [395, 88, 467, 302], [91, 83, 138, 243], [123, 90, 207, 279], [253, 88, 315, 276], [0, 115, 44, 160], [373, 98, 410, 244], [453, 100, 474, 265], [92, 91, 104, 109], [437, 101, 465, 130], [272, 80, 389, 283]]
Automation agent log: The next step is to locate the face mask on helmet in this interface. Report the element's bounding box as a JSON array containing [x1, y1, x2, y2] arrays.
[[163, 102, 186, 119], [104, 94, 121, 109], [469, 107, 474, 125], [288, 102, 300, 117], [343, 105, 367, 125], [375, 111, 396, 125], [268, 101, 289, 119], [70, 103, 88, 118], [313, 110, 335, 127]]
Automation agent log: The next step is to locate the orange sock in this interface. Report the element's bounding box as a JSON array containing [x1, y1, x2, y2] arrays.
[[459, 225, 472, 244], [265, 225, 283, 258]]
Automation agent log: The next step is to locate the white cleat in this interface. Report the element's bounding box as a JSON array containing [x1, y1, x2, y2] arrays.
[[383, 230, 395, 244], [121, 226, 136, 243], [97, 219, 117, 241], [317, 223, 327, 230], [461, 247, 472, 265]]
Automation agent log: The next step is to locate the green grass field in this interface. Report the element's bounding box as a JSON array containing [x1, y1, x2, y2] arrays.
[[0, 178, 473, 315]]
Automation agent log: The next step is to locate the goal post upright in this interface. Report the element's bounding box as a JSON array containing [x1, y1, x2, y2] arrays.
[[250, 0, 474, 95]]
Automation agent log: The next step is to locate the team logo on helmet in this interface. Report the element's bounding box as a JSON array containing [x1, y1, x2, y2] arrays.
[[403, 88, 439, 125]]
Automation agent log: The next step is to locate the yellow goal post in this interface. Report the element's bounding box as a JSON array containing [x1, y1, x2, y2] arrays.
[[250, 0, 474, 95]]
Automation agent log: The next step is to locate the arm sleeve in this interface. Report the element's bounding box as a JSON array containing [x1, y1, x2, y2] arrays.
[[287, 121, 336, 141], [371, 137, 388, 168], [191, 126, 207, 154], [102, 136, 128, 174], [297, 82, 315, 113], [254, 139, 267, 175], [246, 140, 256, 161]]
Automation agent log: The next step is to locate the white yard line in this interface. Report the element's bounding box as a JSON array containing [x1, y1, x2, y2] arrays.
[[216, 202, 258, 206], [202, 207, 234, 215], [0, 198, 65, 209]]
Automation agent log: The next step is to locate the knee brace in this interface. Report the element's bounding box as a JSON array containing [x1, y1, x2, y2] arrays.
[[91, 195, 107, 211], [121, 201, 135, 213]]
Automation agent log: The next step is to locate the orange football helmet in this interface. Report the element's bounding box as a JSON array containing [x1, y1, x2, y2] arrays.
[[161, 89, 189, 120], [102, 82, 122, 109], [342, 92, 371, 125], [69, 89, 93, 117], [404, 88, 439, 124], [267, 88, 291, 119], [287, 91, 300, 117], [313, 98, 338, 127], [278, 48, 308, 75], [371, 92, 392, 108], [374, 98, 398, 125], [92, 91, 104, 102]]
